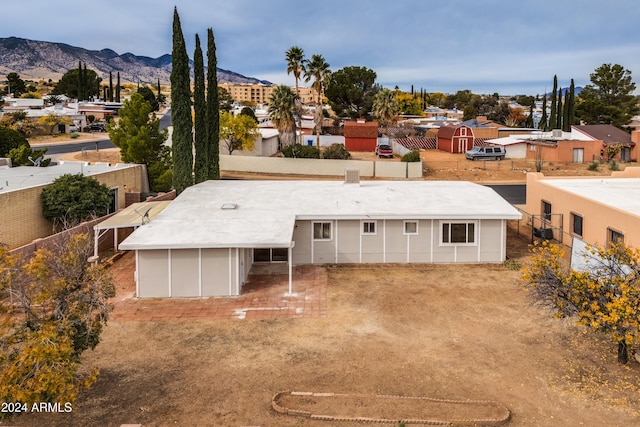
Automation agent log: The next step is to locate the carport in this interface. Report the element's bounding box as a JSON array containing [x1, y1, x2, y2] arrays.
[[93, 201, 172, 258]]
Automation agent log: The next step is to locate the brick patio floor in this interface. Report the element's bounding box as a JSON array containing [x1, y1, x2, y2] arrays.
[[107, 251, 327, 321]]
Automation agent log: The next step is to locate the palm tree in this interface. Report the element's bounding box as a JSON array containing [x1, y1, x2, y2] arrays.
[[304, 54, 330, 147], [269, 85, 298, 148], [372, 88, 399, 135], [286, 46, 305, 144]]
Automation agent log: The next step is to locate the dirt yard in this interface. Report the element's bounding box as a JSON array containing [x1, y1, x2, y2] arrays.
[[13, 230, 640, 426]]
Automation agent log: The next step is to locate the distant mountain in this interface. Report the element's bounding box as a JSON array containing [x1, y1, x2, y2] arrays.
[[545, 86, 583, 98], [0, 37, 272, 86]]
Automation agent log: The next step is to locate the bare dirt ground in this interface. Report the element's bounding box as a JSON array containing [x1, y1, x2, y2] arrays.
[[13, 228, 640, 426]]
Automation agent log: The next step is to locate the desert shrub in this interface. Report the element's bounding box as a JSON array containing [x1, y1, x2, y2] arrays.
[[70, 132, 79, 139], [282, 144, 320, 159], [401, 150, 421, 162], [0, 125, 28, 156], [586, 161, 599, 171], [322, 143, 351, 160], [608, 159, 620, 171]]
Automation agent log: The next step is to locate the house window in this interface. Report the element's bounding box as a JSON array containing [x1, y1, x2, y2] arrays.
[[404, 221, 418, 235], [313, 222, 332, 240], [541, 200, 552, 222], [362, 221, 376, 235], [441, 221, 476, 245], [607, 227, 624, 247], [571, 213, 583, 237]]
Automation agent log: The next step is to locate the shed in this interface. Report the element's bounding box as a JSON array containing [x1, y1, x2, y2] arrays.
[[437, 125, 474, 153], [344, 121, 378, 151]]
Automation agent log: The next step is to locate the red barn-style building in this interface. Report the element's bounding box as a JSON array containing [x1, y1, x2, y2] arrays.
[[437, 125, 474, 153], [344, 120, 378, 152]]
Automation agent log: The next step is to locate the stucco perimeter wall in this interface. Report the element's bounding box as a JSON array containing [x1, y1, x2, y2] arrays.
[[220, 155, 422, 178], [0, 165, 145, 249], [291, 219, 506, 265]]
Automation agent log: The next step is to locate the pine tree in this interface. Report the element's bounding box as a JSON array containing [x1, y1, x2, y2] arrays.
[[170, 7, 194, 194], [539, 94, 548, 130], [109, 72, 114, 102], [549, 75, 558, 130], [193, 34, 207, 183], [556, 87, 563, 130], [116, 72, 121, 102], [206, 27, 220, 180]]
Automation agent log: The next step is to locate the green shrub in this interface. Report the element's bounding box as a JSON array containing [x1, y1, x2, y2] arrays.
[[608, 159, 620, 171], [401, 150, 421, 162], [69, 132, 79, 139], [321, 143, 351, 160], [282, 144, 320, 159], [586, 161, 599, 171]]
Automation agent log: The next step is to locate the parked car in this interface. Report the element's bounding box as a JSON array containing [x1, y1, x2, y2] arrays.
[[465, 146, 506, 161], [375, 144, 393, 158], [89, 123, 107, 132]]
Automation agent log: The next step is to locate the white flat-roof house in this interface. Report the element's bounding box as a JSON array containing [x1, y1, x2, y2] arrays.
[[120, 179, 521, 298]]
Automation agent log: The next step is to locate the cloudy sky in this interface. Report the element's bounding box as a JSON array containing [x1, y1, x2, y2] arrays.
[[3, 0, 640, 95]]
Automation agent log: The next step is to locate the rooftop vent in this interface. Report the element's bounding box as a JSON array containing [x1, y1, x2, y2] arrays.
[[221, 203, 237, 210], [344, 168, 360, 185]]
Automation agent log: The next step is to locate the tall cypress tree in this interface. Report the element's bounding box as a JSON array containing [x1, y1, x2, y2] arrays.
[[206, 27, 220, 180], [539, 94, 548, 130], [549, 75, 558, 130], [568, 79, 575, 130], [562, 87, 571, 132], [171, 7, 194, 194], [77, 61, 82, 101], [556, 87, 563, 130], [157, 78, 162, 97], [193, 34, 207, 183], [83, 63, 88, 101], [116, 72, 121, 102], [109, 72, 114, 102]]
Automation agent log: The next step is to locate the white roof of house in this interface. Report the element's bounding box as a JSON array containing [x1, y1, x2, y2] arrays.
[[486, 136, 527, 146], [542, 178, 640, 216], [0, 161, 137, 194], [119, 180, 522, 250]]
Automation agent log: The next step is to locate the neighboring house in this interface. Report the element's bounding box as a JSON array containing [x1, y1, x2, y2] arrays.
[[219, 128, 280, 157], [119, 179, 522, 298], [573, 124, 637, 162], [344, 120, 378, 151], [485, 137, 528, 159], [0, 162, 147, 249], [437, 125, 474, 153], [525, 167, 640, 248]]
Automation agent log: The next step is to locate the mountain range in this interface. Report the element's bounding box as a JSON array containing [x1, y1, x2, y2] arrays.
[[0, 37, 271, 86]]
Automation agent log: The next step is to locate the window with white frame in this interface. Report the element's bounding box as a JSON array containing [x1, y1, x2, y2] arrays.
[[441, 221, 476, 245], [313, 222, 332, 240], [404, 220, 418, 235], [362, 220, 376, 235]]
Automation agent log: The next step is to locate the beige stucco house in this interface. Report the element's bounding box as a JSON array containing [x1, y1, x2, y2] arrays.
[[525, 167, 640, 248], [0, 162, 147, 248], [119, 179, 522, 298]]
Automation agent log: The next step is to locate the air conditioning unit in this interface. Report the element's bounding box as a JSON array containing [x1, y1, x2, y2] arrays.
[[344, 168, 360, 184], [552, 129, 563, 138]]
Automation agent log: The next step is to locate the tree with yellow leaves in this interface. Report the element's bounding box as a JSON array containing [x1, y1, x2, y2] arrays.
[[37, 112, 72, 135], [521, 240, 640, 364], [0, 234, 115, 418]]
